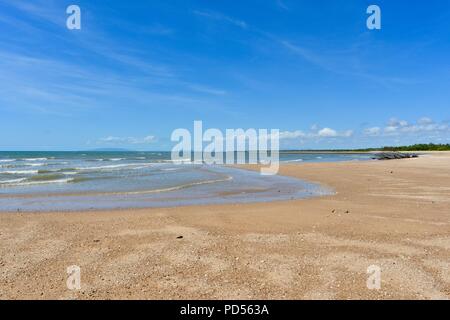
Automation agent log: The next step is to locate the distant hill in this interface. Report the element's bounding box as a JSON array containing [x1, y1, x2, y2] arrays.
[[87, 148, 133, 152]]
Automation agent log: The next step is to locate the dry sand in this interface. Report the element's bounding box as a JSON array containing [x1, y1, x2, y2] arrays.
[[0, 153, 449, 300]]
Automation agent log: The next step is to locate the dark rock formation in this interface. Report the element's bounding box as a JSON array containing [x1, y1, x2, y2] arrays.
[[372, 152, 419, 160]]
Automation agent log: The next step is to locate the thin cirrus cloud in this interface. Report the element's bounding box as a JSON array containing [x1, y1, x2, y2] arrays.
[[138, 23, 175, 36], [0, 2, 228, 114], [1, 1, 448, 151], [0, 50, 190, 114], [187, 84, 227, 96], [0, 46, 227, 116], [192, 10, 248, 29], [193, 9, 421, 89], [276, 0, 290, 11], [279, 40, 421, 87], [1, 0, 65, 26]]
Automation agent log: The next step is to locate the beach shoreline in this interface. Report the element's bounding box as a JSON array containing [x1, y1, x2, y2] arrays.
[[0, 153, 449, 299]]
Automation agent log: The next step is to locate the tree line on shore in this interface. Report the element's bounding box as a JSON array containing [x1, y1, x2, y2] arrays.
[[281, 143, 450, 152], [357, 143, 450, 152]]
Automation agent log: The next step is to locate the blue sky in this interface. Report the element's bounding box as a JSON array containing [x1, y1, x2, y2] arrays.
[[0, 0, 449, 151]]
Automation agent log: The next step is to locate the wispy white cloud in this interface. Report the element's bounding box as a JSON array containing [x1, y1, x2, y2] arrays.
[[279, 40, 421, 87], [1, 0, 64, 26], [276, 0, 290, 11], [0, 1, 232, 117], [138, 24, 175, 36], [193, 10, 247, 29], [364, 117, 450, 137], [187, 84, 227, 96], [280, 41, 328, 69], [278, 126, 353, 140], [0, 51, 207, 116]]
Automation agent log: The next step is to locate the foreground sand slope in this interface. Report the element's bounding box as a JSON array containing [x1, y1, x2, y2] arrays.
[[0, 153, 449, 299]]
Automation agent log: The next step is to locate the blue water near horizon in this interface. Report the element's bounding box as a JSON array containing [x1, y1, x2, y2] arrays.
[[0, 151, 371, 212]]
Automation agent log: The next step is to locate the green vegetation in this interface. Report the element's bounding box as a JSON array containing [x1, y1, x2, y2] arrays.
[[356, 143, 450, 152], [281, 143, 450, 153]]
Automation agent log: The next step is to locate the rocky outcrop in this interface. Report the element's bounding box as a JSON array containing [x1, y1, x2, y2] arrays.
[[372, 152, 419, 160]]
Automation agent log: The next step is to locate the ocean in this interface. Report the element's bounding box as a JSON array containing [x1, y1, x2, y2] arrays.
[[0, 151, 372, 211]]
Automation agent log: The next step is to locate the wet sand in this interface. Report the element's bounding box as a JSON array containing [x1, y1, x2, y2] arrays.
[[0, 153, 449, 299]]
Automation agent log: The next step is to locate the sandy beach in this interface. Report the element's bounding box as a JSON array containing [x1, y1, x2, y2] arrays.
[[0, 153, 449, 300]]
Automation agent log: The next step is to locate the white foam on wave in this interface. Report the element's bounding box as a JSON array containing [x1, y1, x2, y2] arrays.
[[2, 163, 47, 168], [2, 170, 39, 175], [23, 163, 46, 167], [163, 159, 193, 164], [0, 177, 73, 187], [111, 175, 233, 195], [93, 158, 124, 162], [76, 164, 137, 171], [0, 178, 27, 185], [0, 159, 16, 163], [131, 163, 155, 170], [23, 158, 48, 161], [284, 159, 304, 163], [161, 168, 181, 171]]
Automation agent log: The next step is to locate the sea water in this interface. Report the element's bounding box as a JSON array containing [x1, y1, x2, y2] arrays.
[[0, 151, 371, 211]]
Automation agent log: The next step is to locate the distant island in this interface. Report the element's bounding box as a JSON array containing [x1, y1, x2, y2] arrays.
[[87, 148, 133, 152]]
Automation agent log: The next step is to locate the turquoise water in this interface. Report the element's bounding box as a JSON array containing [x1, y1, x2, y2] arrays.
[[0, 151, 371, 211]]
